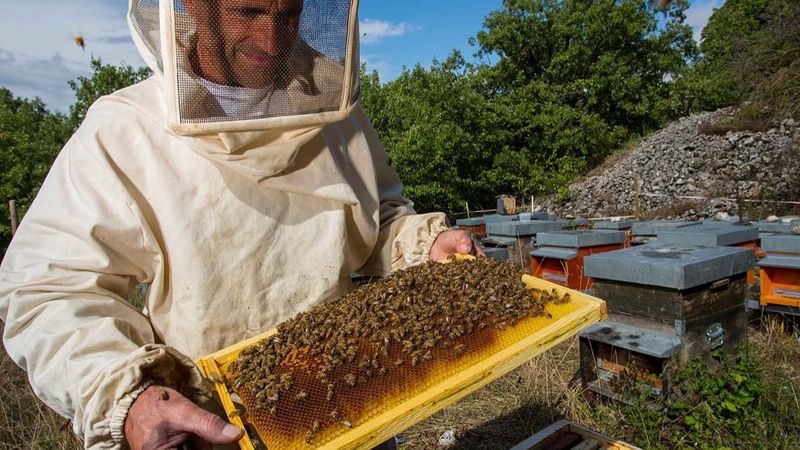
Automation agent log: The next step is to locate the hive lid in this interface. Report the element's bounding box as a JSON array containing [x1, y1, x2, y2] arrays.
[[456, 217, 485, 226], [536, 230, 626, 248], [483, 247, 509, 262], [530, 247, 579, 260], [481, 235, 518, 246], [584, 243, 754, 289], [759, 254, 800, 270], [631, 220, 694, 236], [593, 220, 635, 230], [761, 234, 800, 253], [487, 220, 564, 237], [755, 221, 797, 234], [482, 214, 519, 223], [657, 224, 758, 246], [580, 321, 682, 359]]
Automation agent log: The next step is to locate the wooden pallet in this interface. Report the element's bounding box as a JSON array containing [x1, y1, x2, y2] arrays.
[[196, 275, 606, 450]]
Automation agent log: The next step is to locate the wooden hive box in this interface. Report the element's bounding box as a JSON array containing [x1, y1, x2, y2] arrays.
[[585, 244, 753, 364], [510, 419, 642, 450]]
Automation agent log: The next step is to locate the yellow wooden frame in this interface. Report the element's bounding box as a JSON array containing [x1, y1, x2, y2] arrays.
[[196, 274, 606, 450]]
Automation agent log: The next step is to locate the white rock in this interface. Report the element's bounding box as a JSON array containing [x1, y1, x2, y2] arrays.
[[438, 430, 456, 447]]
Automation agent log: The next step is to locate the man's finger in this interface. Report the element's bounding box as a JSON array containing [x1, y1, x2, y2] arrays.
[[170, 398, 243, 444]]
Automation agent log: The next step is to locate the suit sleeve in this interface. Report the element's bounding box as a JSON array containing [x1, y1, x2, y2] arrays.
[[352, 107, 449, 277], [0, 134, 206, 449]]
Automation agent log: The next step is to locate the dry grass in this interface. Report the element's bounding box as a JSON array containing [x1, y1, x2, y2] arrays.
[[1, 315, 798, 450], [0, 324, 82, 450], [698, 105, 774, 136], [400, 314, 800, 449]]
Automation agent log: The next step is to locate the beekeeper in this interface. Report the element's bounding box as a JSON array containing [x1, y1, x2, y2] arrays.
[[0, 0, 479, 448]]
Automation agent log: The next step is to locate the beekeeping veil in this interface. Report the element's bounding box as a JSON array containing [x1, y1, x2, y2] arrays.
[[127, 0, 360, 135]]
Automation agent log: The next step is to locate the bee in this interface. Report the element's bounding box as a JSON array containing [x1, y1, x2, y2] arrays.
[[74, 35, 86, 51], [330, 409, 352, 428], [343, 373, 357, 387], [158, 389, 170, 401], [305, 420, 320, 444], [294, 391, 308, 401]]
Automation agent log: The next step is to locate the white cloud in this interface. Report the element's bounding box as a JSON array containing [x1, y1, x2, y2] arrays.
[[359, 18, 420, 44], [0, 0, 146, 112], [0, 49, 86, 111], [685, 0, 725, 43]]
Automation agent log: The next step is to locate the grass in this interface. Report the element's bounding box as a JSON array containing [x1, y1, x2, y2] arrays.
[[1, 316, 798, 449], [698, 104, 775, 136], [0, 323, 82, 450]]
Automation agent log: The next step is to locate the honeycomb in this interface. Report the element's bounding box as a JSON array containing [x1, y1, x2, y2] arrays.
[[226, 257, 572, 448]]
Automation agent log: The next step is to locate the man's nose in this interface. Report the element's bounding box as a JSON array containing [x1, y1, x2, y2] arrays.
[[249, 17, 284, 55]]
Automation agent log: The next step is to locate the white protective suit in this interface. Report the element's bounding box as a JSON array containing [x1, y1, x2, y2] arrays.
[[0, 0, 447, 447]]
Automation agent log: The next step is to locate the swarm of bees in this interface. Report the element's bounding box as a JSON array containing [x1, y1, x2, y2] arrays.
[[229, 257, 570, 445]]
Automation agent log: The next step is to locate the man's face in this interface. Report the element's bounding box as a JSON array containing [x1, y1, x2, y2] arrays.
[[186, 0, 303, 88]]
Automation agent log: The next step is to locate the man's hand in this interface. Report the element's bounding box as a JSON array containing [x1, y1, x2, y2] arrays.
[[429, 229, 485, 262], [124, 385, 242, 450]]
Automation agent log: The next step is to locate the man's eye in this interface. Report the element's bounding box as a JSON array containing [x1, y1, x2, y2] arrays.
[[230, 7, 264, 18]]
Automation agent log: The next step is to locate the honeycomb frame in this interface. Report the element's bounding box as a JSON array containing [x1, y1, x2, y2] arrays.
[[196, 274, 606, 450]]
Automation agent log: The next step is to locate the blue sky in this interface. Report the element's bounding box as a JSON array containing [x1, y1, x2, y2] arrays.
[[0, 0, 724, 113]]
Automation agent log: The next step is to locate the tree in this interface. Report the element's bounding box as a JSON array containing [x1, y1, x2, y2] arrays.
[[67, 57, 152, 130], [0, 89, 69, 253], [1, 58, 151, 255], [685, 0, 772, 112], [733, 0, 800, 119], [360, 0, 698, 214]]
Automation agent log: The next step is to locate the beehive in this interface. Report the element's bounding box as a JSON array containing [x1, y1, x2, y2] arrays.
[[196, 258, 605, 450], [530, 230, 626, 290]]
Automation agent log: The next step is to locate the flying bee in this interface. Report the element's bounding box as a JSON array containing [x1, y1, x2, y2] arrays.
[[74, 35, 86, 51]]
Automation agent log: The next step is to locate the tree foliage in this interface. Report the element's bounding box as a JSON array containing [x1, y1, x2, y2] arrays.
[[1, 57, 150, 254], [363, 0, 696, 213], [67, 57, 152, 130], [685, 0, 799, 119], [0, 90, 69, 252]]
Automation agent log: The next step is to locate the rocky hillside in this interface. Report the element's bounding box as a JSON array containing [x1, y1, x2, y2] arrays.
[[545, 109, 800, 220]]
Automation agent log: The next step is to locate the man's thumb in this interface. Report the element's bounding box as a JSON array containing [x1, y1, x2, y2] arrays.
[[180, 405, 243, 443]]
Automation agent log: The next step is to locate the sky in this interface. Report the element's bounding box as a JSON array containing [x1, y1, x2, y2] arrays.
[[0, 0, 725, 114]]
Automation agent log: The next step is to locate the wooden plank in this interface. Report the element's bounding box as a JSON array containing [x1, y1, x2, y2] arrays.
[[568, 422, 643, 450], [9, 199, 17, 236], [509, 419, 571, 450], [571, 439, 601, 450], [197, 276, 606, 450], [511, 420, 640, 450]]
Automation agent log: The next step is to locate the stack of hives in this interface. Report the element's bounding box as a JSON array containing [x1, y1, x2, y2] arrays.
[[227, 257, 570, 447]]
